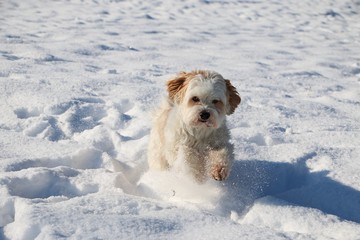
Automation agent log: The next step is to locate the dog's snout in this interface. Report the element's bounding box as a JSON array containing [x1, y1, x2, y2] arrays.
[[200, 110, 210, 120]]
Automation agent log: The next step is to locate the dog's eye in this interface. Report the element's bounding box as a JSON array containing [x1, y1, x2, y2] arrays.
[[212, 99, 219, 104], [192, 96, 200, 102]]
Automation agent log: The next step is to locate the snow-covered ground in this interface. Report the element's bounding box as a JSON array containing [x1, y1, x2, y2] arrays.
[[1, 0, 360, 239]]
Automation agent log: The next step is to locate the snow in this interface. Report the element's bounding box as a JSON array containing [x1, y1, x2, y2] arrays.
[[1, 0, 360, 239]]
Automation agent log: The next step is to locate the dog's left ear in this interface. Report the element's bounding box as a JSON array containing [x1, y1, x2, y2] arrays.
[[225, 79, 241, 115], [167, 72, 187, 103]]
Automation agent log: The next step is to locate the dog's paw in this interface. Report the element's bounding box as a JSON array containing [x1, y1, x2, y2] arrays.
[[211, 164, 229, 181]]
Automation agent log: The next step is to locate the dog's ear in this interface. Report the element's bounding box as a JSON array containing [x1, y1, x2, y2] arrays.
[[225, 79, 241, 115], [167, 72, 187, 103]]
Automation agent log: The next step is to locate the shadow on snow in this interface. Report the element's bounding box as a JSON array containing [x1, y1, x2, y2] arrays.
[[222, 152, 360, 223]]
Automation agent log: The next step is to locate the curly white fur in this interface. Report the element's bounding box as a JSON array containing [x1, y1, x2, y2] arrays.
[[148, 70, 241, 182]]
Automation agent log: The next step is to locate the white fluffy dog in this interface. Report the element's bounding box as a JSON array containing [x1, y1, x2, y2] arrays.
[[148, 70, 241, 182]]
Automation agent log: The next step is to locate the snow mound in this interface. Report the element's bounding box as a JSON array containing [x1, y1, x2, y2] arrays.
[[138, 170, 223, 210]]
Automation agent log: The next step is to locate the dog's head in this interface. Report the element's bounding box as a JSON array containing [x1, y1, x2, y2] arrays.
[[167, 70, 241, 129]]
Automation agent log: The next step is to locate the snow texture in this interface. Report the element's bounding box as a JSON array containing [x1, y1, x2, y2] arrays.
[[1, 0, 360, 239]]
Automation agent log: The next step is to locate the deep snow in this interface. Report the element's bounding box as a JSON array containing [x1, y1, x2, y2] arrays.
[[1, 0, 360, 239]]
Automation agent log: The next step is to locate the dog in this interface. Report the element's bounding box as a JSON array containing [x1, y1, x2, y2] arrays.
[[147, 70, 241, 182]]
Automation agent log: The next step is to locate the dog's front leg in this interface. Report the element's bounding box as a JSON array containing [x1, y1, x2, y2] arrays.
[[179, 146, 207, 182], [208, 147, 233, 181]]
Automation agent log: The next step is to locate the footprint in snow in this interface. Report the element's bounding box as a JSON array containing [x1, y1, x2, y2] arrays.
[[14, 97, 110, 141]]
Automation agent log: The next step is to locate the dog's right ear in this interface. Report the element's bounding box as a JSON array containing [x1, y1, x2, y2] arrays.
[[167, 72, 187, 103], [225, 79, 241, 115]]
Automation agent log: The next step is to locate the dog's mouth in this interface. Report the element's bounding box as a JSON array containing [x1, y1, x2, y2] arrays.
[[197, 118, 215, 127]]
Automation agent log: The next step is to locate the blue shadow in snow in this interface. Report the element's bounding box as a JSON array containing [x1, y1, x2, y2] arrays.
[[223, 152, 360, 223], [0, 227, 4, 240]]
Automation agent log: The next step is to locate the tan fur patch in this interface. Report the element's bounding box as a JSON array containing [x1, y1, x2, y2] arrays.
[[214, 100, 225, 113], [225, 79, 241, 115], [167, 71, 208, 103]]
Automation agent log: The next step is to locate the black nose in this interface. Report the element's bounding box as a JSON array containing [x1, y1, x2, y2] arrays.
[[200, 111, 210, 120]]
